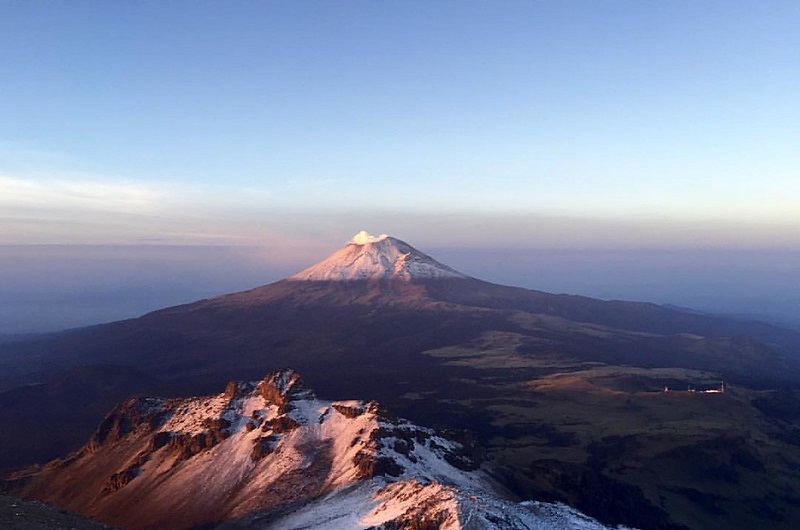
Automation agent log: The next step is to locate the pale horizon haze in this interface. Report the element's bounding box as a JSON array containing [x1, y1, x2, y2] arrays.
[[1, 2, 799, 333]]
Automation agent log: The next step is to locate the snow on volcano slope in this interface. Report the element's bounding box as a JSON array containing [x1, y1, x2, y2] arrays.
[[289, 231, 469, 281], [7, 370, 633, 530], [248, 478, 634, 530]]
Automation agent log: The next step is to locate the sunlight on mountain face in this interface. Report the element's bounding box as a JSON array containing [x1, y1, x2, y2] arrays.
[[290, 233, 469, 281]]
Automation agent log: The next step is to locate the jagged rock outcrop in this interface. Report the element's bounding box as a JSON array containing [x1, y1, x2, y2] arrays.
[[256, 369, 312, 413], [4, 370, 629, 530], [85, 398, 168, 453], [333, 401, 375, 419], [4, 370, 482, 529]]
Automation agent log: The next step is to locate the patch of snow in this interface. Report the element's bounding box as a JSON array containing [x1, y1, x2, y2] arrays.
[[285, 398, 329, 426], [259, 482, 375, 529], [266, 477, 634, 530], [332, 399, 363, 408]]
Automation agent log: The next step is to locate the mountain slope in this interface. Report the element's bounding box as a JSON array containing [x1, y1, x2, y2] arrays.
[[6, 370, 627, 530], [3, 232, 798, 396], [232, 479, 632, 530], [289, 231, 469, 281]]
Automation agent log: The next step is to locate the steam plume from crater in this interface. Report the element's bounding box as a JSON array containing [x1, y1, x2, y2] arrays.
[[351, 231, 389, 245]]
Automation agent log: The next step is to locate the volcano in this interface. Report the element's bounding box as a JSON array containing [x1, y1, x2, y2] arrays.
[[6, 231, 793, 399], [289, 231, 469, 281], [3, 232, 800, 529]]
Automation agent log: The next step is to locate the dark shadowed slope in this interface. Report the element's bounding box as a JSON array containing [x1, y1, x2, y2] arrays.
[[0, 496, 114, 530]]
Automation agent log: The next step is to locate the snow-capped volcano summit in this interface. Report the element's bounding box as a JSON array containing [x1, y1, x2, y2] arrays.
[[289, 231, 469, 282]]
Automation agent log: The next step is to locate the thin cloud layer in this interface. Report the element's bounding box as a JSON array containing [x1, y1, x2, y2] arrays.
[[0, 174, 162, 213], [2, 173, 798, 251]]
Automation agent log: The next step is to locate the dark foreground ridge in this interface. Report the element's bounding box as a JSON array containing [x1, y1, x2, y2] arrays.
[[0, 495, 114, 529]]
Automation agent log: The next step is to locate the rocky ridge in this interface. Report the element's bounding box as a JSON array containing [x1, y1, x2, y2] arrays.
[[6, 370, 629, 530]]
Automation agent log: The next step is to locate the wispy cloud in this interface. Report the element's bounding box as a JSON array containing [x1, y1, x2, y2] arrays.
[[0, 173, 196, 245], [1, 172, 798, 251], [0, 173, 321, 248], [0, 173, 164, 214]]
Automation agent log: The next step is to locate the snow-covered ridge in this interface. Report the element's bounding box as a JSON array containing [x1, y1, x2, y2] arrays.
[[289, 231, 470, 282], [8, 369, 633, 530], [269, 478, 635, 530]]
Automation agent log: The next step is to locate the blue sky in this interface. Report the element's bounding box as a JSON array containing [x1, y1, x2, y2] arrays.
[[1, 2, 799, 331], [2, 1, 799, 246]]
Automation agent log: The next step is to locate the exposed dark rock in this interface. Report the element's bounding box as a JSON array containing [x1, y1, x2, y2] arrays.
[[353, 450, 404, 478], [333, 401, 378, 419], [223, 381, 238, 399], [370, 427, 395, 441], [224, 380, 256, 401], [269, 416, 299, 433], [102, 465, 140, 494], [250, 435, 280, 461], [42, 454, 79, 472], [86, 398, 166, 453], [435, 430, 481, 471], [149, 431, 172, 451], [86, 414, 130, 453], [393, 439, 411, 456], [413, 430, 430, 444], [375, 510, 450, 530], [366, 488, 453, 530], [257, 370, 312, 414], [201, 418, 232, 440], [166, 425, 230, 461], [363, 423, 480, 472]]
